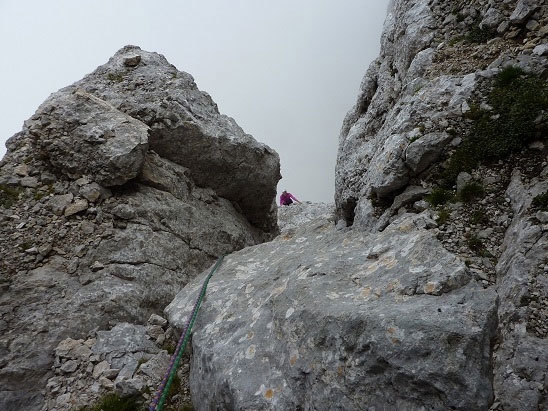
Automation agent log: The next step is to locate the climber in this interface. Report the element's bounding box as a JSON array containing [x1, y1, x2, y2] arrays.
[[280, 190, 301, 206]]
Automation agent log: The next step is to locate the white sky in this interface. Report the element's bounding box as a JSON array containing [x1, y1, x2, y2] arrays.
[[0, 0, 389, 203]]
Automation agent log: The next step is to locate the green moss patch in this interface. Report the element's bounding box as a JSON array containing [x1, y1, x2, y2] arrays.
[[0, 184, 23, 208], [79, 393, 139, 411], [532, 191, 548, 211], [443, 66, 548, 186], [426, 187, 453, 206]]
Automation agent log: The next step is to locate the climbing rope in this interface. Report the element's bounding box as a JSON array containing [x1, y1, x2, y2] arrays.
[[149, 255, 225, 411]]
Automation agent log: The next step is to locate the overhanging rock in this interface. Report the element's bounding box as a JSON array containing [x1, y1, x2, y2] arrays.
[[69, 45, 281, 232]]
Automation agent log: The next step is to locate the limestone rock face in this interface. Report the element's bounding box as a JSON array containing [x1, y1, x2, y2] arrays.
[[277, 201, 334, 232], [335, 0, 547, 229], [0, 47, 279, 410], [70, 45, 281, 232], [493, 170, 548, 410], [332, 0, 547, 408], [167, 214, 498, 410]]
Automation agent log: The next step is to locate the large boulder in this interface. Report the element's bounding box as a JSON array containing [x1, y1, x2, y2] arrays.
[[166, 213, 498, 410]]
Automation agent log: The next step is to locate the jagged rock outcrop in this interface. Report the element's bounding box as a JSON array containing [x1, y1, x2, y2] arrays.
[[336, 0, 547, 229], [0, 47, 280, 410], [42, 317, 191, 410], [164, 1, 546, 410], [13, 45, 280, 231], [167, 212, 498, 410], [332, 0, 547, 408]]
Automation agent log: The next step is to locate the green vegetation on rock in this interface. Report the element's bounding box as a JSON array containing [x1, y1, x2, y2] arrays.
[[532, 191, 548, 211], [0, 184, 23, 208], [442, 66, 548, 186], [426, 187, 453, 206], [458, 181, 485, 203], [79, 393, 139, 411]]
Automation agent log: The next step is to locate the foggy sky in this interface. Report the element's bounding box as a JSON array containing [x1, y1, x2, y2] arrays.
[[0, 0, 389, 203]]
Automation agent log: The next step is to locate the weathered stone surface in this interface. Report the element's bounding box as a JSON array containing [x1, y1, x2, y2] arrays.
[[333, 0, 548, 408], [48, 193, 74, 215], [42, 322, 177, 410], [70, 45, 281, 231], [0, 47, 279, 410], [481, 7, 504, 29], [509, 0, 538, 24], [493, 170, 548, 410], [335, 0, 547, 230], [167, 215, 498, 410], [64, 198, 88, 216], [28, 89, 149, 186], [277, 201, 334, 233]]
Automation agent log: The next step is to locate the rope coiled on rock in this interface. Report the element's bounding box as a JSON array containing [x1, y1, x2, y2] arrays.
[[149, 255, 225, 411]]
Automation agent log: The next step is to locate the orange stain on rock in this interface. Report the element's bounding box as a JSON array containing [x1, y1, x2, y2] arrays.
[[264, 389, 274, 400]]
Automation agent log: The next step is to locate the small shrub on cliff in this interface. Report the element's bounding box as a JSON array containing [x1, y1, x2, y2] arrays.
[[532, 191, 548, 211], [466, 233, 491, 257], [0, 184, 23, 208], [458, 182, 485, 203], [106, 72, 124, 83], [471, 209, 490, 225], [436, 207, 451, 224], [466, 24, 496, 43], [426, 187, 453, 206], [80, 393, 139, 411], [442, 66, 548, 186]]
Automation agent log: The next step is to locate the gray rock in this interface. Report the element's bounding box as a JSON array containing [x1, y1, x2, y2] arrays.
[[40, 172, 57, 185], [493, 171, 548, 410], [71, 45, 281, 232], [55, 338, 91, 361], [405, 132, 453, 174], [92, 323, 159, 356], [277, 202, 334, 233], [147, 314, 168, 328], [480, 7, 504, 29], [533, 43, 548, 56], [112, 203, 136, 220], [79, 182, 105, 202], [123, 54, 141, 67], [14, 164, 30, 176], [167, 215, 498, 410], [64, 198, 88, 216], [20, 176, 39, 188], [29, 89, 150, 187], [456, 172, 473, 195], [115, 378, 144, 396], [60, 360, 79, 374], [509, 0, 538, 24], [92, 361, 110, 379]]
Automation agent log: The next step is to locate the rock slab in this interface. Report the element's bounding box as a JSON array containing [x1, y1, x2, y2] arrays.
[[167, 214, 498, 410]]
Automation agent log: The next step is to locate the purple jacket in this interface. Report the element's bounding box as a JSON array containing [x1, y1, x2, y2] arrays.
[[280, 192, 298, 206]]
